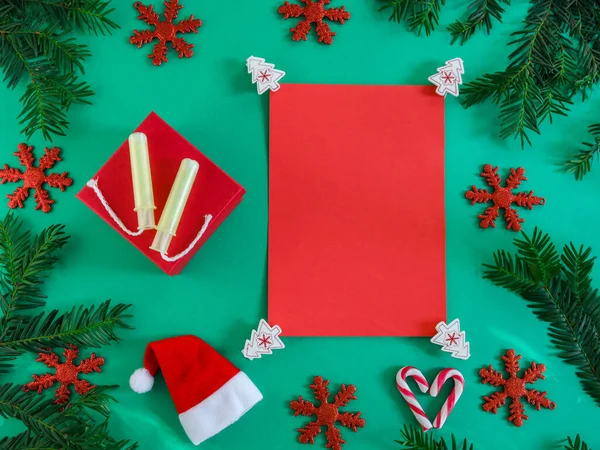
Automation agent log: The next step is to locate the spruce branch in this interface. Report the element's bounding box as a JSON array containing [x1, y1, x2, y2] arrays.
[[0, 0, 117, 140], [565, 435, 591, 450], [565, 123, 600, 179], [448, 0, 511, 44], [395, 425, 474, 449], [0, 300, 134, 369], [484, 229, 600, 406], [26, 0, 118, 35], [0, 384, 138, 449], [0, 212, 68, 329], [380, 0, 600, 146], [377, 0, 446, 36], [0, 213, 133, 374]]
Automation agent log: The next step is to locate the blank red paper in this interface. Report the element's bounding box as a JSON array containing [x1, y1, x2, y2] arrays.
[[268, 84, 445, 336]]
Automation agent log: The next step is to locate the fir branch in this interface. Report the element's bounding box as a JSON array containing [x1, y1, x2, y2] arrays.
[[0, 300, 134, 355], [0, 212, 68, 329], [565, 123, 600, 180], [484, 229, 600, 406], [18, 73, 93, 139], [395, 425, 474, 449], [0, 384, 138, 449], [27, 0, 119, 36], [565, 434, 591, 450], [377, 0, 446, 36], [0, 0, 117, 140], [448, 0, 511, 44]]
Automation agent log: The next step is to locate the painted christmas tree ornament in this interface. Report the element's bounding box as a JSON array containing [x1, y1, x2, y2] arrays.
[[242, 319, 285, 360], [428, 58, 464, 97], [151, 158, 199, 255], [246, 56, 286, 94], [129, 132, 156, 231], [0, 143, 72, 212]]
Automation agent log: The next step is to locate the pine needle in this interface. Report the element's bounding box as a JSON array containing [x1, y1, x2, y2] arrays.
[[565, 435, 591, 450], [0, 0, 117, 140], [484, 229, 600, 406], [0, 212, 137, 447], [448, 0, 511, 44], [395, 425, 474, 449], [380, 0, 600, 147], [565, 123, 600, 180]]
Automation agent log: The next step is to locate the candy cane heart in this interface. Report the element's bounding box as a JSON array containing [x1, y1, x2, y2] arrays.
[[429, 368, 465, 429], [396, 367, 465, 431], [395, 366, 434, 431]]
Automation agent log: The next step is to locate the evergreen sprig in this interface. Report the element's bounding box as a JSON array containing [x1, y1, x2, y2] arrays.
[[0, 212, 136, 447], [0, 0, 118, 141], [0, 384, 138, 449], [565, 123, 600, 179], [483, 228, 600, 406], [378, 0, 600, 147], [448, 0, 511, 44], [395, 425, 474, 450], [377, 0, 446, 36], [565, 435, 591, 450], [0, 212, 134, 372]]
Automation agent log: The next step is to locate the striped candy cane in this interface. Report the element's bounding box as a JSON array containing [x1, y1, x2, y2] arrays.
[[396, 366, 433, 432], [430, 368, 464, 429]]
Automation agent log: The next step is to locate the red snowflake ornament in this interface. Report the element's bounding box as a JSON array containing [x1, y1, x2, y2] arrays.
[[480, 349, 555, 427], [0, 143, 72, 213], [23, 346, 104, 405], [290, 376, 365, 450], [278, 0, 350, 45], [465, 164, 545, 231], [130, 0, 202, 66]]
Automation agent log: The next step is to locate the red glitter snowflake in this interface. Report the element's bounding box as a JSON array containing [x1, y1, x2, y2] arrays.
[[130, 0, 202, 66], [480, 349, 556, 427], [23, 346, 104, 405], [0, 143, 72, 213], [278, 0, 350, 45], [465, 164, 545, 231], [290, 376, 365, 450]]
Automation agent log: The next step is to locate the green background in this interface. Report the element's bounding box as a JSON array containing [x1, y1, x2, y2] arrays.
[[1, 1, 600, 449]]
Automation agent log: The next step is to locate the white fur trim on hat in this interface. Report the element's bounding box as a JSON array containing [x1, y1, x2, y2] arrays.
[[179, 371, 262, 445], [130, 368, 154, 394]]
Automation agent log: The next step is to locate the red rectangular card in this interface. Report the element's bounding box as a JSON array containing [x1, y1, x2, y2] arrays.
[[268, 84, 445, 336], [77, 112, 245, 276]]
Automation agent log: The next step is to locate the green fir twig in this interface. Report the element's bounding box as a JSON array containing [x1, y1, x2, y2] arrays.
[[565, 434, 591, 450], [378, 0, 600, 148], [566, 123, 600, 179], [395, 425, 474, 450], [483, 228, 600, 406], [0, 0, 118, 140], [448, 0, 511, 44]]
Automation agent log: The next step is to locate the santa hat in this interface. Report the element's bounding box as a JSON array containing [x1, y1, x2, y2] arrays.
[[129, 335, 262, 445]]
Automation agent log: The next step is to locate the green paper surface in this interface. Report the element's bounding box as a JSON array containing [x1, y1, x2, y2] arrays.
[[1, 1, 599, 449]]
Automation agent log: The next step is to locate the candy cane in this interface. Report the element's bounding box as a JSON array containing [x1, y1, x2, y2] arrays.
[[430, 368, 464, 429], [396, 366, 433, 431]]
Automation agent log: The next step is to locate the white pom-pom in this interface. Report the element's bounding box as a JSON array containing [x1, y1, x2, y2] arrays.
[[130, 368, 154, 393]]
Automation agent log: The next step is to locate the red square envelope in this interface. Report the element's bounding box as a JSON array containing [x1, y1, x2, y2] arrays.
[[77, 112, 245, 275], [268, 84, 446, 336]]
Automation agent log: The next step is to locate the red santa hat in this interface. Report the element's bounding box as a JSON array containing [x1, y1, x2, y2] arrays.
[[129, 335, 262, 445]]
